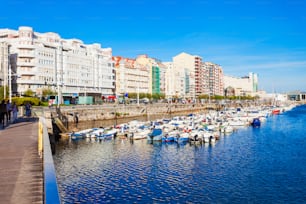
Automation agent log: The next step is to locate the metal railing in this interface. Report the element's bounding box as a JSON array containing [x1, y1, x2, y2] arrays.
[[38, 117, 61, 204]]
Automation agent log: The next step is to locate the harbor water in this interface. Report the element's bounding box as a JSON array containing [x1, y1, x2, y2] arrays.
[[53, 105, 306, 203]]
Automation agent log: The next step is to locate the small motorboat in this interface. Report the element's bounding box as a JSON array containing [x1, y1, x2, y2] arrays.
[[251, 118, 261, 127], [147, 128, 163, 141], [162, 133, 175, 142]]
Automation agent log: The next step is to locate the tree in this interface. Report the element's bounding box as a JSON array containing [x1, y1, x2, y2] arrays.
[[42, 88, 56, 97], [213, 95, 224, 100], [23, 89, 34, 97], [127, 92, 137, 99], [151, 93, 165, 100], [198, 94, 209, 99], [0, 86, 8, 101]]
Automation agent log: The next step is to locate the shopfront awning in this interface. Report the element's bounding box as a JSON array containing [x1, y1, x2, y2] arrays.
[[107, 95, 116, 99]]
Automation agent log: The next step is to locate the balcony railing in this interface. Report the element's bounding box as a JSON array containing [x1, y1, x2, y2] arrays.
[[17, 61, 35, 67], [18, 70, 36, 76], [18, 51, 35, 58], [16, 44, 35, 49]]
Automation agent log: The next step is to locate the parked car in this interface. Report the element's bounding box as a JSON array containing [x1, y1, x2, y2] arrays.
[[140, 98, 150, 104]]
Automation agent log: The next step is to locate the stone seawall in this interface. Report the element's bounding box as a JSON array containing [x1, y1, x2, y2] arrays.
[[34, 100, 295, 134], [55, 103, 217, 132]]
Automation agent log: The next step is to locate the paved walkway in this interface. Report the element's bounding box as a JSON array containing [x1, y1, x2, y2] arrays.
[[0, 117, 43, 204]]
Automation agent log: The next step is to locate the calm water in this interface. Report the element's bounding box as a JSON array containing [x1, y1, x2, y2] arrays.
[[54, 105, 306, 203]]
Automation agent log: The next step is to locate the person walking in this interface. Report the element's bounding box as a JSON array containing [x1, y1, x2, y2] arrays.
[[25, 102, 32, 117], [0, 100, 6, 129], [6, 100, 12, 123], [12, 102, 19, 123]]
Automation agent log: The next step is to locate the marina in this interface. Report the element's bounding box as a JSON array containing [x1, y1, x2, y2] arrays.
[[65, 103, 294, 144], [1, 2, 306, 203], [53, 104, 306, 203]]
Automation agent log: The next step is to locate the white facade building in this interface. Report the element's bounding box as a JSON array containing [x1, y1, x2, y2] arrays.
[[223, 72, 258, 96], [163, 62, 175, 98], [169, 53, 225, 98], [164, 61, 185, 98], [0, 26, 114, 103], [0, 42, 9, 92], [172, 52, 198, 99]]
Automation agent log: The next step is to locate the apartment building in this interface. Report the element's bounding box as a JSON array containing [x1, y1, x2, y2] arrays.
[[202, 62, 224, 96], [0, 26, 114, 103], [157, 62, 166, 95], [135, 55, 166, 95], [113, 56, 150, 96], [163, 62, 175, 98], [0, 42, 9, 91], [172, 52, 193, 99]]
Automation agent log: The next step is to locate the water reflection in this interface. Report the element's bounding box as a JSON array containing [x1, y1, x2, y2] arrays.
[[54, 106, 306, 203], [55, 136, 218, 203]]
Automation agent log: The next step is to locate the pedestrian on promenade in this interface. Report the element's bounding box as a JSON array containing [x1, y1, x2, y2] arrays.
[[6, 100, 12, 122], [25, 102, 31, 117], [0, 100, 6, 129], [12, 102, 19, 123], [48, 100, 52, 109]]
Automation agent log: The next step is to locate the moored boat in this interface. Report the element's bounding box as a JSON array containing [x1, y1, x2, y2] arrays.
[[70, 128, 95, 139], [89, 128, 105, 138], [220, 125, 234, 134], [97, 128, 117, 140], [162, 133, 175, 142], [272, 109, 280, 115], [129, 128, 151, 140], [147, 128, 163, 141], [251, 118, 261, 127], [174, 132, 189, 143]]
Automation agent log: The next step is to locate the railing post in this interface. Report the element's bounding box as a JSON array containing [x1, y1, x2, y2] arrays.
[[38, 120, 43, 158]]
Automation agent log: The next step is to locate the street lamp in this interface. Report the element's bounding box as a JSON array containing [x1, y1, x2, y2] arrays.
[[0, 78, 4, 100], [84, 85, 87, 100], [8, 65, 20, 103], [9, 67, 12, 102], [236, 88, 242, 101], [0, 77, 6, 100], [55, 82, 63, 107], [136, 66, 140, 106], [208, 88, 212, 104]]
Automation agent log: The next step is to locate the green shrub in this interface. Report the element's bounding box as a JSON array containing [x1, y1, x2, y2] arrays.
[[40, 101, 49, 106], [23, 89, 35, 97], [12, 97, 41, 106]]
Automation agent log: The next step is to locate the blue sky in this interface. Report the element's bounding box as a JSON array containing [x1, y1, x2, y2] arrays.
[[1, 0, 306, 93]]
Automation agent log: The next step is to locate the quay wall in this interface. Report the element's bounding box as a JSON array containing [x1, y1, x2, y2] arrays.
[[35, 101, 279, 133], [55, 103, 218, 132]]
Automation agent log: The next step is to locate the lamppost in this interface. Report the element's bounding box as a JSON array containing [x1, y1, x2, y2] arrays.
[[57, 82, 64, 107], [208, 88, 212, 105], [2, 78, 6, 100], [9, 68, 12, 102], [84, 85, 87, 100], [0, 78, 4, 97], [136, 66, 140, 106], [236, 88, 242, 101], [8, 65, 20, 103]]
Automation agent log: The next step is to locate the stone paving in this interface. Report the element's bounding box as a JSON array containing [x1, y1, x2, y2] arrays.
[[0, 117, 43, 204]]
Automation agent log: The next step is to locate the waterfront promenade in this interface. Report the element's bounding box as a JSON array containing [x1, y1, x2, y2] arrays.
[[0, 117, 43, 204]]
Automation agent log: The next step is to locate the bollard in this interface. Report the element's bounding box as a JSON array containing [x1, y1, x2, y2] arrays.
[[38, 121, 43, 158]]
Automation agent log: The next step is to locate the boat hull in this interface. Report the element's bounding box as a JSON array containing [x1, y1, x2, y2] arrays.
[[147, 128, 163, 141]]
